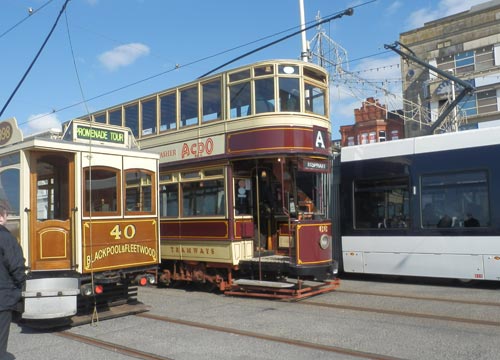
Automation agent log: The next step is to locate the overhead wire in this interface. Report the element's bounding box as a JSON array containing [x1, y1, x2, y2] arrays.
[[0, 0, 56, 40], [0, 0, 71, 118], [16, 0, 382, 127]]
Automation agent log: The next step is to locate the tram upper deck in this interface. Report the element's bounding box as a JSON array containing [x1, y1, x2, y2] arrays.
[[71, 60, 331, 163]]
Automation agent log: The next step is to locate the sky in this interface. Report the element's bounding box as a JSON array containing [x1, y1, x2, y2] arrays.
[[0, 0, 492, 138]]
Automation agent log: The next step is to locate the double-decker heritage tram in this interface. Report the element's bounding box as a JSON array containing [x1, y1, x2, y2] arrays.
[[336, 126, 500, 281], [0, 118, 159, 323], [77, 60, 339, 299]]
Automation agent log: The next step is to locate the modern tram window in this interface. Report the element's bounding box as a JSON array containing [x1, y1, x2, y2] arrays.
[[180, 86, 199, 127], [304, 82, 326, 116], [229, 82, 251, 119], [125, 103, 139, 138], [84, 167, 120, 215], [279, 77, 300, 112], [141, 98, 157, 136], [354, 177, 410, 229], [125, 169, 154, 214], [202, 78, 222, 122], [160, 92, 177, 132], [255, 78, 275, 114], [421, 171, 489, 228]]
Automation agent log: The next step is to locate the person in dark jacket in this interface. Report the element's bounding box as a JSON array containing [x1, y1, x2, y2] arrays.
[[0, 204, 26, 359]]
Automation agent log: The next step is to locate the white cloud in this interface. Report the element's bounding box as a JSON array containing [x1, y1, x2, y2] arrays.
[[408, 0, 490, 29], [25, 113, 61, 135], [98, 43, 150, 71], [387, 1, 403, 15]]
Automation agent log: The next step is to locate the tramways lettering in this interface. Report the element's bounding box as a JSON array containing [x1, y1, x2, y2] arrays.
[[181, 137, 214, 159], [169, 246, 216, 255]]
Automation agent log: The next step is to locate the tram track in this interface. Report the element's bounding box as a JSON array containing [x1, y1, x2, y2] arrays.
[[335, 289, 500, 307], [55, 331, 174, 360], [301, 300, 500, 327], [136, 312, 404, 360]]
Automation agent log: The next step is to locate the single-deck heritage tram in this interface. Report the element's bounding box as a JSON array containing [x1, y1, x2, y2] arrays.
[[0, 118, 159, 323], [74, 59, 339, 299]]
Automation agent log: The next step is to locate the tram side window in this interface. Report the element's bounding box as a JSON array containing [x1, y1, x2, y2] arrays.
[[354, 177, 410, 229], [141, 98, 157, 136], [182, 180, 225, 217], [202, 78, 221, 122], [255, 78, 275, 114], [109, 108, 122, 126], [0, 167, 20, 216], [125, 103, 139, 138], [229, 82, 251, 119], [84, 167, 119, 215], [304, 82, 326, 116], [180, 86, 199, 127], [160, 93, 177, 131], [160, 183, 179, 217], [421, 171, 489, 228], [125, 170, 154, 214]]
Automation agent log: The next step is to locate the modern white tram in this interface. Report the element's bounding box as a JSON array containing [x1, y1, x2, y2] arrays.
[[335, 125, 500, 281]]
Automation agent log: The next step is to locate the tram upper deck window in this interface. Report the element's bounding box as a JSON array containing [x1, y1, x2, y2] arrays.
[[354, 177, 410, 229], [229, 82, 251, 119], [229, 69, 250, 82], [125, 170, 154, 214], [84, 167, 120, 216], [141, 97, 157, 136], [160, 92, 177, 132], [125, 103, 139, 138], [255, 78, 275, 114], [254, 65, 274, 77], [279, 78, 300, 112], [94, 113, 106, 123], [180, 86, 199, 127], [202, 78, 222, 122], [421, 171, 489, 228], [303, 67, 326, 83], [304, 82, 326, 116], [109, 108, 122, 126]]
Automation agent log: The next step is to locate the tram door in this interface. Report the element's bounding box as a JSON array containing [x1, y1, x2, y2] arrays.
[[29, 152, 75, 271]]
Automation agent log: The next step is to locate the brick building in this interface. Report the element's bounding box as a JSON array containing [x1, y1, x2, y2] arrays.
[[339, 97, 404, 147]]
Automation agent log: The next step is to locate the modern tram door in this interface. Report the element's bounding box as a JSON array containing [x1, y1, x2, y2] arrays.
[[29, 151, 75, 271]]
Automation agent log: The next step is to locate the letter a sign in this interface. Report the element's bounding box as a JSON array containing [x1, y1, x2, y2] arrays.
[[313, 126, 329, 152]]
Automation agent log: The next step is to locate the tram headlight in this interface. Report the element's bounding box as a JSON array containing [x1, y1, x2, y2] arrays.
[[319, 234, 330, 250]]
